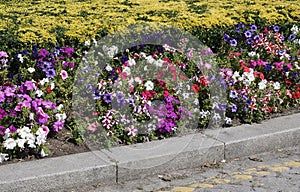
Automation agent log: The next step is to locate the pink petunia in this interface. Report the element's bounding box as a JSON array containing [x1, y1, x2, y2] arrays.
[[60, 70, 68, 80]]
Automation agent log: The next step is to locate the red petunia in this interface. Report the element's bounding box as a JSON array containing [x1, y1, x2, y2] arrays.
[[192, 84, 200, 93], [46, 87, 52, 93]]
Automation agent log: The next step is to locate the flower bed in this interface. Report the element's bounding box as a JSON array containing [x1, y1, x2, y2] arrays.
[[1, 22, 300, 163]]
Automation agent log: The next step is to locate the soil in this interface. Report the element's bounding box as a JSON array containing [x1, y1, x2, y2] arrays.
[[1, 105, 300, 166]]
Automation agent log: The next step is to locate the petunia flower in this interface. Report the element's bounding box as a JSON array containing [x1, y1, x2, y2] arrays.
[[60, 70, 68, 80], [4, 138, 17, 150]]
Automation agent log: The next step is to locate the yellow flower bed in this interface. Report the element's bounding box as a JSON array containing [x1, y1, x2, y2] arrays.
[[1, 0, 299, 43]]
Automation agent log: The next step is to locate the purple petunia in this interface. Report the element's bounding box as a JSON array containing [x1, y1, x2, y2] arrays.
[[0, 108, 7, 120], [40, 61, 52, 71], [42, 100, 55, 109], [116, 93, 126, 106], [103, 93, 113, 103], [244, 30, 252, 38], [46, 68, 56, 78], [288, 34, 297, 41], [62, 47, 74, 58], [250, 24, 257, 32], [93, 89, 102, 100], [9, 125, 17, 133], [224, 34, 230, 42], [273, 25, 280, 32], [24, 81, 35, 91], [253, 34, 261, 41], [53, 121, 64, 132], [0, 125, 5, 135], [230, 39, 237, 46], [157, 119, 176, 133], [0, 91, 5, 102], [4, 86, 16, 97], [39, 49, 49, 58], [231, 104, 237, 112]]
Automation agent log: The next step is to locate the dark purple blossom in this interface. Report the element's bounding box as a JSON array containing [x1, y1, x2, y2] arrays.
[[103, 93, 113, 103], [250, 24, 257, 32], [231, 104, 237, 112], [224, 34, 230, 42], [244, 30, 252, 38], [265, 64, 272, 72], [273, 25, 280, 32], [229, 39, 237, 46], [247, 38, 254, 45], [288, 34, 297, 41], [253, 34, 261, 41], [121, 56, 129, 64], [46, 68, 56, 78], [93, 89, 102, 100]]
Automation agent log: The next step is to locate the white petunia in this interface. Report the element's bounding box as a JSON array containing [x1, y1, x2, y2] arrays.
[[107, 45, 118, 58], [128, 58, 136, 66], [145, 56, 155, 64], [40, 149, 48, 158], [4, 128, 10, 139], [155, 59, 164, 67], [248, 51, 256, 57], [27, 139, 36, 148], [50, 82, 55, 90], [36, 135, 47, 146], [183, 93, 190, 99], [194, 98, 199, 105], [273, 82, 281, 90], [0, 153, 9, 163], [232, 71, 240, 82], [123, 66, 131, 75], [291, 25, 299, 34], [17, 126, 31, 139], [55, 113, 67, 122], [105, 64, 112, 71], [28, 67, 35, 73], [4, 138, 17, 150], [29, 113, 34, 120], [134, 77, 142, 84], [17, 54, 24, 63], [36, 90, 44, 97], [16, 138, 27, 149], [84, 40, 90, 46], [40, 78, 49, 86], [139, 52, 146, 58], [144, 81, 154, 90], [225, 117, 232, 124], [57, 104, 63, 111], [258, 80, 267, 90]]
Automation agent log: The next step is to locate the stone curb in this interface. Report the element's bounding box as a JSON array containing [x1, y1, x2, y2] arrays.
[[0, 113, 299, 191]]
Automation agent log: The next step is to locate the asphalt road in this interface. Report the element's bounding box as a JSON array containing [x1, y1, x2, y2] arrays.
[[85, 145, 300, 192]]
